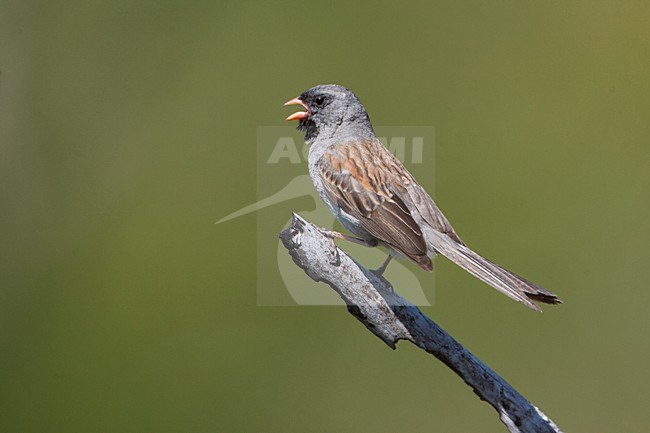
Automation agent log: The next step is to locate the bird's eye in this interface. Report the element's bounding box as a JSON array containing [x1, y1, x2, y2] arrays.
[[314, 96, 325, 106]]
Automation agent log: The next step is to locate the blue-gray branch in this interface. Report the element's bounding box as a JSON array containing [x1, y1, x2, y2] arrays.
[[279, 213, 562, 433]]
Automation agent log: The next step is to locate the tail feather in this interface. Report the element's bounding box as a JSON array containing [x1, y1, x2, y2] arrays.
[[428, 231, 562, 311]]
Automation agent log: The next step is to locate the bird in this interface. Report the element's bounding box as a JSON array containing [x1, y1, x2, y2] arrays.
[[284, 84, 561, 311]]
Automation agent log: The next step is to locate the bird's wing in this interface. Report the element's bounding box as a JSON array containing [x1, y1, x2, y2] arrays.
[[332, 138, 464, 244], [318, 140, 432, 270]]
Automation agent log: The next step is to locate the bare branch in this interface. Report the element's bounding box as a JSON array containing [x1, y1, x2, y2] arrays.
[[279, 213, 562, 433]]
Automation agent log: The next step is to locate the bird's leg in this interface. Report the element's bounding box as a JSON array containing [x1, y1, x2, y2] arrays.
[[373, 254, 393, 277], [317, 228, 378, 248], [370, 254, 394, 292]]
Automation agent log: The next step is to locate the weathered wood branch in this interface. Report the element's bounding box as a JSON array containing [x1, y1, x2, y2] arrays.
[[279, 213, 562, 433]]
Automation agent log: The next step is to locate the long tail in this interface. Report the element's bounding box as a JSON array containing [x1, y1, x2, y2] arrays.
[[428, 231, 562, 311]]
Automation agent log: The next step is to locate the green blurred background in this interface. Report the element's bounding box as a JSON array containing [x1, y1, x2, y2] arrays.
[[2, 1, 649, 432]]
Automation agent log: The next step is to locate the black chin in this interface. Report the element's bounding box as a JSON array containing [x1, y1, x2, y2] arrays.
[[297, 117, 318, 142]]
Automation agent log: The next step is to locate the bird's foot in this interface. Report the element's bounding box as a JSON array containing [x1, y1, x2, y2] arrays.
[[369, 269, 394, 292]]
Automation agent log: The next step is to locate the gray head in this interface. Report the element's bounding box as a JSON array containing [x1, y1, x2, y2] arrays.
[[284, 84, 374, 142]]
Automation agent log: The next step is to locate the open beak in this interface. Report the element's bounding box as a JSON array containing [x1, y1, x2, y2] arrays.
[[284, 97, 310, 121]]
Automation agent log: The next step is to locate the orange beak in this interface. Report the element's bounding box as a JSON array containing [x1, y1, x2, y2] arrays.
[[284, 97, 310, 121]]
